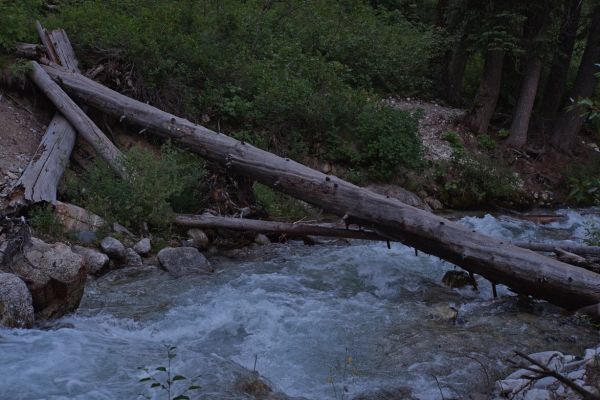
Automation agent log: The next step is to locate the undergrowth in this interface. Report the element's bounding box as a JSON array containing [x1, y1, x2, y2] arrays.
[[64, 143, 205, 233]]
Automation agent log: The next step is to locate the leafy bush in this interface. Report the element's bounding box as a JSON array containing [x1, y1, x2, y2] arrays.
[[253, 183, 318, 221], [350, 104, 422, 180], [68, 143, 205, 232], [29, 204, 64, 238], [564, 159, 600, 206], [0, 0, 41, 54]]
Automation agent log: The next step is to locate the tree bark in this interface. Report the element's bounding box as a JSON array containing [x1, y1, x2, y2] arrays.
[[40, 64, 600, 310], [28, 62, 126, 178], [11, 25, 79, 205], [550, 6, 600, 152], [464, 50, 505, 133], [539, 0, 582, 128], [446, 35, 469, 106]]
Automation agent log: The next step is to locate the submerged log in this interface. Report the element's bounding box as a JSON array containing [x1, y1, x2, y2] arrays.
[[29, 62, 126, 177], [41, 64, 600, 310]]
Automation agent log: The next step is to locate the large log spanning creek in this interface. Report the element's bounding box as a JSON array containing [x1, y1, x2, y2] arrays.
[[1, 209, 599, 399]]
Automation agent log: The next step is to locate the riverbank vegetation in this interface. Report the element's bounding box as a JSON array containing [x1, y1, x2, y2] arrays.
[[2, 0, 600, 227]]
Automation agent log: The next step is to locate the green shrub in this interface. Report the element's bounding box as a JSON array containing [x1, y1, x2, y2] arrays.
[[69, 143, 205, 232], [351, 104, 422, 180], [29, 204, 64, 238], [0, 0, 41, 54], [564, 159, 600, 206], [253, 183, 318, 221]]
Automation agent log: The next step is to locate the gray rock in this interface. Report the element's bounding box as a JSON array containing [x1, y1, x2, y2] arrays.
[[125, 248, 144, 268], [187, 229, 210, 248], [366, 184, 431, 211], [157, 247, 213, 277], [0, 272, 34, 328], [528, 351, 565, 370], [532, 376, 557, 389], [8, 238, 86, 320], [133, 238, 151, 256], [72, 245, 110, 275], [523, 389, 553, 400], [505, 368, 535, 380], [112, 222, 134, 238], [495, 379, 529, 396], [100, 237, 126, 260], [255, 234, 271, 246], [76, 230, 97, 244]]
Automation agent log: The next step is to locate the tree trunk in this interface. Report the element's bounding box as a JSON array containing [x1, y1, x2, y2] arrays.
[[41, 63, 600, 310], [539, 0, 582, 128], [28, 62, 127, 178], [446, 35, 469, 106], [464, 50, 505, 133], [11, 25, 79, 205], [550, 6, 600, 152]]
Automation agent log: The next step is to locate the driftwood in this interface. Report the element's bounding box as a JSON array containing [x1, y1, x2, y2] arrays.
[[514, 241, 600, 257], [39, 64, 600, 310], [29, 62, 126, 177]]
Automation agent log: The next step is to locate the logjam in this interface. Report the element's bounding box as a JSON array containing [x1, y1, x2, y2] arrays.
[[12, 25, 78, 204], [29, 62, 126, 178], [40, 63, 600, 310]]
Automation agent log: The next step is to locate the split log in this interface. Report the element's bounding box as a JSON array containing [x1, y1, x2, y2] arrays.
[[514, 242, 600, 257], [11, 25, 79, 205], [174, 213, 386, 241], [41, 64, 600, 310], [29, 62, 126, 177]]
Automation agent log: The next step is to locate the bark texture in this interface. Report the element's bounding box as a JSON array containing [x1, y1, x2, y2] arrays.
[[41, 64, 600, 310], [465, 50, 505, 133], [550, 6, 600, 152]]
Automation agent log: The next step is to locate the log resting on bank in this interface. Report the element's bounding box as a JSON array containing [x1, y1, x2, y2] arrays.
[[40, 63, 600, 310], [11, 26, 78, 204]]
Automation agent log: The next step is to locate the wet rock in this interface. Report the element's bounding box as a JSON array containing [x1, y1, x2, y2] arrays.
[[528, 351, 565, 370], [233, 371, 294, 400], [100, 237, 126, 260], [523, 389, 553, 400], [75, 230, 97, 244], [125, 248, 144, 268], [441, 270, 476, 289], [425, 196, 443, 210], [532, 376, 557, 389], [430, 304, 458, 322], [505, 368, 534, 380], [72, 245, 110, 275], [0, 272, 34, 328], [255, 234, 271, 246], [495, 379, 529, 396], [133, 238, 151, 256], [8, 238, 86, 320], [187, 229, 209, 248], [157, 247, 212, 277], [366, 184, 431, 211], [353, 387, 415, 399]]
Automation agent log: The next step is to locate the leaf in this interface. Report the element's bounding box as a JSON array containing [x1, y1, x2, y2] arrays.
[[139, 377, 152, 382], [172, 375, 187, 381], [156, 367, 167, 372], [188, 385, 201, 390], [173, 396, 190, 400], [151, 383, 161, 388]]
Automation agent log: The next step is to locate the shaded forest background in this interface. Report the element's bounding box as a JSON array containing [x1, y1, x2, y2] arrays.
[[2, 0, 600, 216]]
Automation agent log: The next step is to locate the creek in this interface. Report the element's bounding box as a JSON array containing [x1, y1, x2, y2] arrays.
[[1, 210, 599, 399]]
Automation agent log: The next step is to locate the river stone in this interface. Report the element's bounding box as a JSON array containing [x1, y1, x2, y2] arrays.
[[157, 247, 212, 277], [133, 238, 151, 256], [441, 270, 476, 289], [187, 229, 210, 248], [125, 248, 144, 268], [100, 236, 126, 260], [0, 272, 34, 328], [528, 351, 565, 370], [255, 234, 271, 246], [495, 379, 529, 396], [8, 238, 86, 320], [72, 245, 109, 275], [523, 389, 553, 400], [366, 184, 431, 211], [532, 376, 557, 389]]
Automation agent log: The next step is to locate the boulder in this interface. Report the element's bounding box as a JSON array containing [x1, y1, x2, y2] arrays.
[[0, 272, 34, 328], [8, 238, 86, 320], [100, 236, 126, 260], [157, 247, 213, 277], [254, 234, 271, 246], [53, 201, 105, 232], [133, 238, 151, 256], [441, 270, 476, 289], [366, 184, 431, 211], [72, 245, 109, 275], [187, 229, 210, 248], [125, 248, 144, 268]]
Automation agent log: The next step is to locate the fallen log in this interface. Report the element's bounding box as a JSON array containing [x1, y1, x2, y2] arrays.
[[174, 213, 386, 241], [11, 25, 78, 205], [29, 62, 126, 178], [41, 63, 600, 310], [514, 241, 600, 257]]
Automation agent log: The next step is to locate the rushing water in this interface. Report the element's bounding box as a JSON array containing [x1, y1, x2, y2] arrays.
[[2, 210, 600, 400]]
